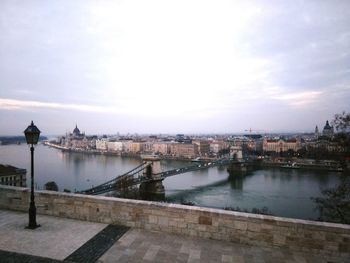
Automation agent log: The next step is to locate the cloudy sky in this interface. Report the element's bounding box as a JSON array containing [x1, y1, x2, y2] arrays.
[[0, 0, 349, 135]]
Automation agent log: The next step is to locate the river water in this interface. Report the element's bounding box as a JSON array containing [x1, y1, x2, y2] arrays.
[[0, 144, 342, 220]]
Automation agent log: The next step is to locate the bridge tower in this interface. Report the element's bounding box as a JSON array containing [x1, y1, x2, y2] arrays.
[[230, 146, 243, 160], [139, 155, 165, 200], [228, 146, 248, 176]]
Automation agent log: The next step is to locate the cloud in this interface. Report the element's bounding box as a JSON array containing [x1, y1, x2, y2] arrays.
[[0, 0, 349, 134], [272, 91, 323, 107], [0, 98, 121, 114]]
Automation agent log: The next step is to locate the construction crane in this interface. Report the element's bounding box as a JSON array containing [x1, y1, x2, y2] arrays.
[[244, 128, 265, 134]]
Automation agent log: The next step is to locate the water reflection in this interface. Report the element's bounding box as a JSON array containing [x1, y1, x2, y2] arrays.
[[229, 175, 244, 190]]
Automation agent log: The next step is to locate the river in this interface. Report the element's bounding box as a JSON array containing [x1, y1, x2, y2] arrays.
[[0, 144, 342, 220]]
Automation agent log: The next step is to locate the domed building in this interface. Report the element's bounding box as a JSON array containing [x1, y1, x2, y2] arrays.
[[322, 120, 334, 138], [73, 124, 82, 137]]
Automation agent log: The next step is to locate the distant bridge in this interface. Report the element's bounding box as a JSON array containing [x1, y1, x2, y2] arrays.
[[78, 156, 244, 196]]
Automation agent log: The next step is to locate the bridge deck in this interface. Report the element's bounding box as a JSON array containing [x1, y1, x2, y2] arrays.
[[79, 158, 242, 195]]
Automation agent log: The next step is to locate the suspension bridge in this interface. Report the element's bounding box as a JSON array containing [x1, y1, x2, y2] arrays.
[[78, 155, 244, 196]]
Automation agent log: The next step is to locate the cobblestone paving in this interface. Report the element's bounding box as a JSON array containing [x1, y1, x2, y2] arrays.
[[64, 224, 129, 263], [98, 229, 350, 263], [0, 249, 70, 263]]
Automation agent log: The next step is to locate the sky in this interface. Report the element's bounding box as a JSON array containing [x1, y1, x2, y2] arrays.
[[0, 0, 349, 135]]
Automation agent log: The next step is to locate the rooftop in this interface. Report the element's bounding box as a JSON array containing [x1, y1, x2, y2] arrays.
[[0, 164, 26, 177]]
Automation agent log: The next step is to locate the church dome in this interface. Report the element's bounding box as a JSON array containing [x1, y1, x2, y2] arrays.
[[73, 125, 80, 135], [323, 120, 332, 130]]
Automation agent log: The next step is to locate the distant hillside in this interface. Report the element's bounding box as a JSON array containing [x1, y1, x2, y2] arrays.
[[0, 136, 47, 145]]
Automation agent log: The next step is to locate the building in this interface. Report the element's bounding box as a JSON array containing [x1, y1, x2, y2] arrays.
[[209, 140, 230, 154], [71, 137, 89, 149], [322, 120, 334, 138], [170, 143, 199, 159], [60, 124, 86, 149], [72, 124, 84, 138], [130, 142, 143, 154], [263, 138, 302, 153], [142, 142, 154, 153], [0, 164, 26, 187], [229, 135, 263, 153], [96, 139, 108, 151], [193, 140, 210, 156], [152, 142, 171, 155], [315, 125, 319, 139], [106, 141, 123, 152], [122, 140, 133, 153], [86, 136, 97, 149]]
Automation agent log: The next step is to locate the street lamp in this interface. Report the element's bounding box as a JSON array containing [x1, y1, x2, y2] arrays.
[[24, 121, 41, 229]]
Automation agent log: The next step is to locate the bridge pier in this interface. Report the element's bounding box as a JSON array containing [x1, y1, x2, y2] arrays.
[[139, 156, 165, 201], [227, 162, 248, 176]]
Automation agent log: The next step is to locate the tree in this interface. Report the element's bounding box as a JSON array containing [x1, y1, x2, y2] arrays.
[[312, 175, 350, 224], [44, 181, 58, 191], [312, 112, 350, 224], [333, 111, 350, 133], [332, 112, 350, 160]]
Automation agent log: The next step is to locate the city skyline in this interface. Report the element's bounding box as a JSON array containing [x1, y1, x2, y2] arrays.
[[1, 0, 350, 135]]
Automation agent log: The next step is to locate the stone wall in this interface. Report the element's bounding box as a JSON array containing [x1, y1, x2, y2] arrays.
[[0, 185, 349, 256]]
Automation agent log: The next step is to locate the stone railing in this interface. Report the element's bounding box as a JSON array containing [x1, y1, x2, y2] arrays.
[[0, 185, 349, 256]]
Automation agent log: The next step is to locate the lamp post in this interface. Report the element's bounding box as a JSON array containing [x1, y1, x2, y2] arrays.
[[24, 121, 41, 229]]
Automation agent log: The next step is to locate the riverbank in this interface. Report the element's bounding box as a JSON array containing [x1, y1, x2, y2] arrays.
[[261, 160, 345, 173], [44, 141, 347, 172], [43, 141, 199, 162]]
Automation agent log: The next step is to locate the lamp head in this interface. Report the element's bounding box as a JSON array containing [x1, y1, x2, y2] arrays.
[[24, 121, 41, 145]]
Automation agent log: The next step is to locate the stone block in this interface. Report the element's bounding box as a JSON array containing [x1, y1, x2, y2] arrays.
[[184, 214, 198, 224], [168, 220, 177, 227], [234, 221, 247, 231], [325, 233, 338, 242], [199, 215, 212, 225], [125, 221, 136, 227], [177, 221, 188, 229], [158, 216, 169, 226], [189, 229, 198, 237], [273, 234, 286, 246], [311, 231, 325, 240], [323, 242, 339, 252], [151, 209, 168, 216], [301, 239, 324, 250], [199, 231, 211, 239], [148, 215, 158, 224], [339, 243, 350, 253], [197, 224, 207, 232], [248, 222, 261, 232]]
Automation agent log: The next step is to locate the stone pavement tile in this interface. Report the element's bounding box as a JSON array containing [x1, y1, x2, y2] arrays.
[[176, 253, 190, 262], [293, 254, 307, 263], [180, 243, 191, 254], [221, 254, 233, 262], [188, 248, 201, 262], [143, 244, 161, 261], [118, 232, 137, 247], [98, 228, 349, 263], [0, 209, 107, 260]]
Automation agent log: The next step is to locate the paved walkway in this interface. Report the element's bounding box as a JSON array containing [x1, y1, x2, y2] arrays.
[[0, 209, 348, 263]]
